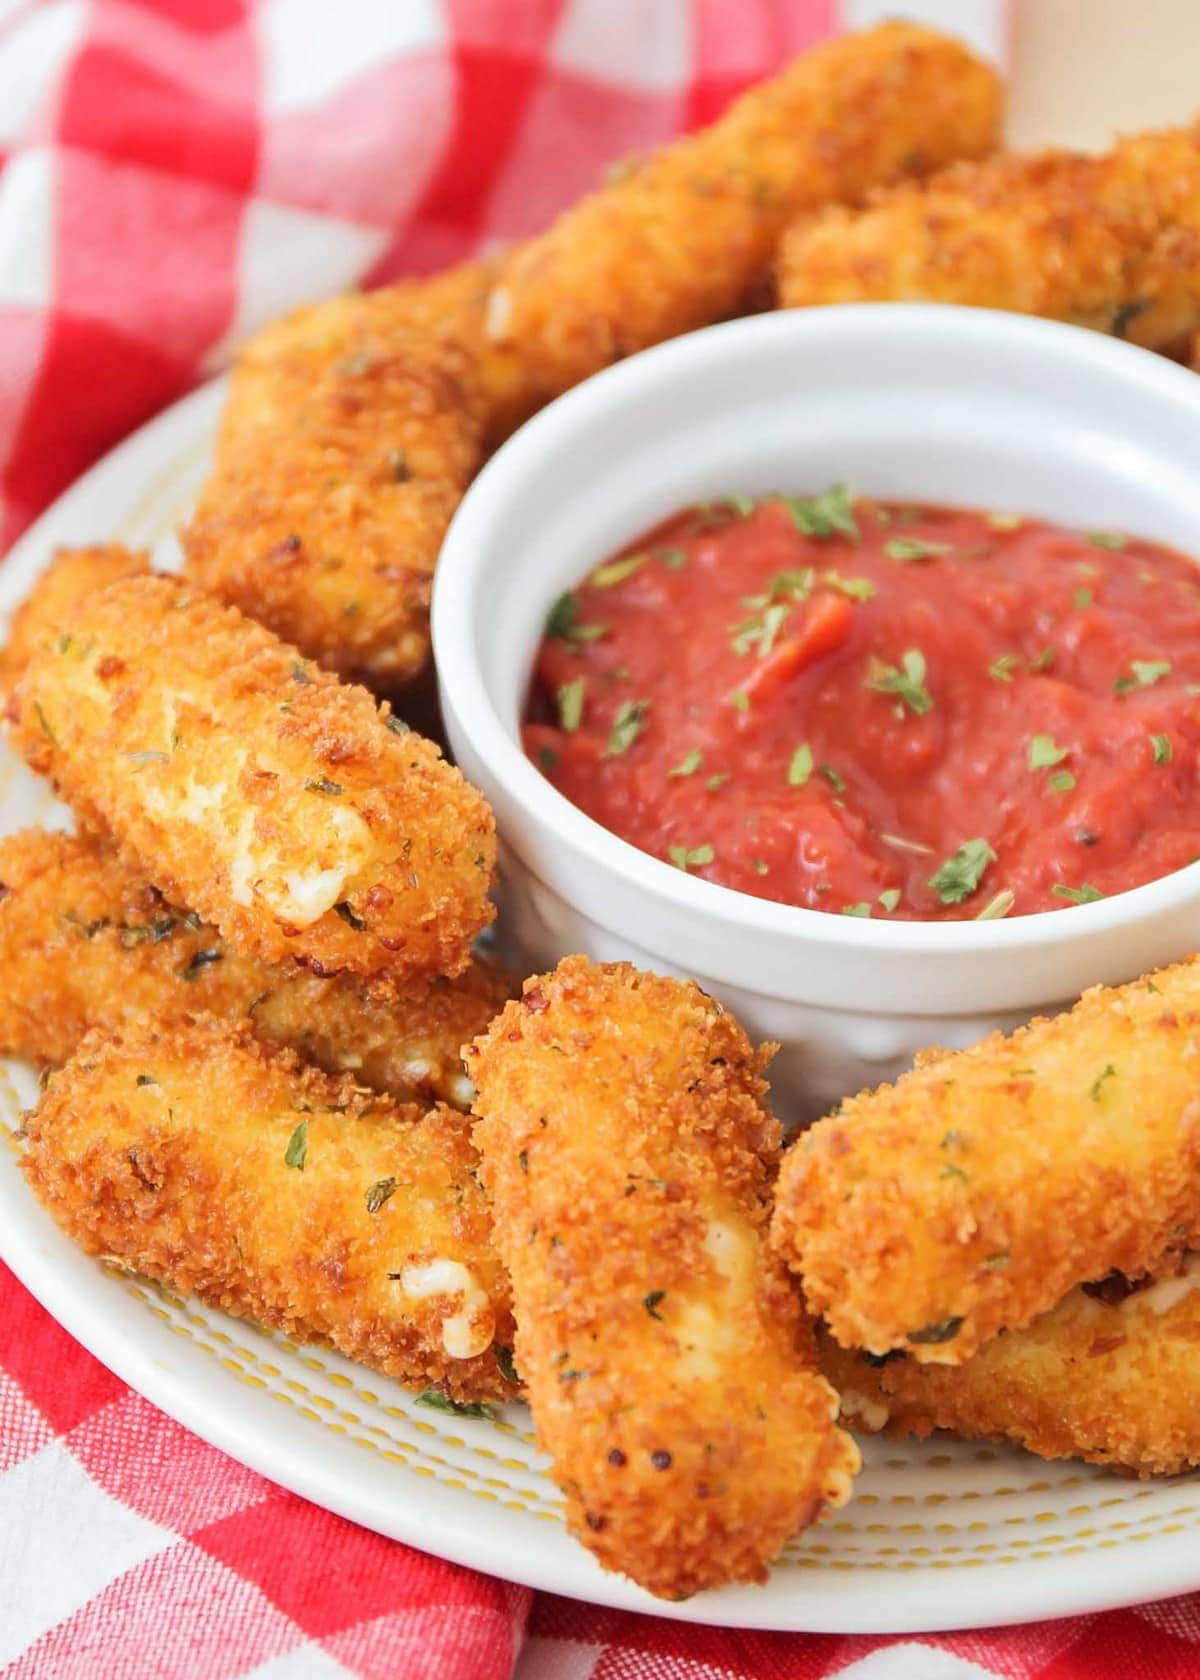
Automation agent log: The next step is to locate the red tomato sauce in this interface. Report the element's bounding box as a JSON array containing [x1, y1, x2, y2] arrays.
[[522, 489, 1200, 921]]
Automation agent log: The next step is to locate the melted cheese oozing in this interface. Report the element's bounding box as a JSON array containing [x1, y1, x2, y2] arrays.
[[673, 1218, 756, 1382], [228, 804, 373, 927], [839, 1388, 890, 1432], [399, 1258, 494, 1359], [1123, 1254, 1200, 1317]]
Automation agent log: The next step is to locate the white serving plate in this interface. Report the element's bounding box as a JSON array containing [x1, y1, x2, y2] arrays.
[[1, 377, 1199, 1633]]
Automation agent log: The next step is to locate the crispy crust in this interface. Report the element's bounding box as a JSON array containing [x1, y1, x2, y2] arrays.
[[772, 959, 1200, 1364], [0, 827, 513, 1107], [817, 1258, 1200, 1476], [184, 299, 482, 693], [21, 1012, 518, 1403], [7, 574, 495, 984], [0, 545, 150, 701], [778, 124, 1200, 356], [469, 956, 858, 1600]]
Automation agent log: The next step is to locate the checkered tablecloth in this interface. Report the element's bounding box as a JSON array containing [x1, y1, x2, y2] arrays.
[[9, 2, 1200, 1676]]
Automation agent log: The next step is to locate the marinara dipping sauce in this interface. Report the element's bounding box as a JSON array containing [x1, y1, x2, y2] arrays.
[[521, 487, 1200, 921]]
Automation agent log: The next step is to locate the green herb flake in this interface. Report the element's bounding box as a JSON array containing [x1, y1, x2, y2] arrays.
[[866, 648, 933, 716], [668, 749, 702, 778], [1029, 733, 1069, 771], [822, 571, 876, 601], [659, 547, 687, 571], [842, 902, 872, 917], [1115, 659, 1171, 695], [414, 1389, 495, 1421], [557, 677, 585, 732], [879, 888, 901, 913], [788, 742, 814, 787], [752, 859, 769, 876], [537, 745, 559, 773], [385, 713, 410, 736], [706, 773, 729, 792], [590, 554, 646, 588], [284, 1119, 308, 1171], [606, 698, 649, 756], [304, 776, 344, 796], [820, 764, 846, 794], [366, 1177, 396, 1213], [984, 1251, 1011, 1270], [1074, 587, 1094, 609], [885, 537, 951, 563], [1030, 648, 1056, 672], [880, 832, 934, 857], [291, 661, 313, 685], [1052, 882, 1104, 905], [544, 591, 607, 643], [1090, 1063, 1117, 1101], [643, 1290, 667, 1320], [135, 1074, 158, 1087], [730, 690, 749, 713], [1048, 771, 1076, 794], [31, 702, 58, 746], [495, 1345, 519, 1386], [1153, 733, 1173, 764], [727, 493, 756, 517], [1089, 530, 1126, 550], [907, 1316, 964, 1346], [182, 947, 222, 980], [975, 888, 1015, 921], [784, 484, 859, 542], [928, 838, 996, 905], [988, 654, 1020, 683], [668, 843, 714, 873]]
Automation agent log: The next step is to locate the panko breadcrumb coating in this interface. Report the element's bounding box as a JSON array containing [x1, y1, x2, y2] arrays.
[[773, 960, 1200, 1365], [184, 298, 482, 693], [818, 1258, 1200, 1476], [778, 123, 1200, 356], [8, 575, 495, 985], [478, 22, 1000, 436], [22, 1013, 519, 1404], [469, 957, 858, 1600], [0, 544, 150, 700], [0, 828, 512, 1108]]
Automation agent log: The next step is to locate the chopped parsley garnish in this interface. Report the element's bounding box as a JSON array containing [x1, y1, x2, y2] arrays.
[[975, 888, 1015, 921], [182, 948, 222, 980], [605, 698, 649, 756], [730, 601, 789, 659], [879, 888, 901, 912], [885, 537, 951, 562], [556, 677, 585, 732], [414, 1389, 495, 1421], [727, 493, 756, 517], [284, 1119, 308, 1170], [668, 749, 702, 778], [880, 832, 934, 856], [135, 1074, 158, 1087], [365, 1177, 396, 1213], [335, 900, 366, 929], [842, 902, 871, 917], [1088, 530, 1126, 550], [752, 859, 769, 875], [1048, 771, 1076, 794], [730, 690, 749, 713], [1030, 648, 1055, 672], [1028, 734, 1068, 771], [1052, 882, 1104, 904], [866, 648, 932, 716], [784, 484, 859, 542], [643, 1290, 667, 1320], [928, 838, 995, 905], [820, 764, 846, 794], [821, 571, 876, 601], [1089, 1063, 1117, 1101], [659, 547, 687, 570], [668, 843, 714, 873], [1074, 586, 1094, 609], [589, 553, 646, 588], [742, 568, 813, 610], [1114, 659, 1172, 695], [304, 776, 344, 795], [788, 742, 814, 787], [1152, 733, 1173, 764], [495, 1345, 519, 1386], [907, 1316, 964, 1346], [385, 713, 410, 735], [706, 773, 729, 792], [537, 745, 558, 772], [545, 592, 607, 643]]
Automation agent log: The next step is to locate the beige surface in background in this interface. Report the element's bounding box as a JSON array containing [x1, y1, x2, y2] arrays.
[[1012, 0, 1200, 148]]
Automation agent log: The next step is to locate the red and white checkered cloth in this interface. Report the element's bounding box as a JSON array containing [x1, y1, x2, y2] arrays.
[[9, 2, 1200, 1676]]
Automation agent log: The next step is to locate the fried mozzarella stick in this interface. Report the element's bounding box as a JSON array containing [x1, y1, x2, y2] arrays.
[[8, 575, 495, 984], [818, 1258, 1200, 1476], [22, 1013, 518, 1403], [0, 544, 150, 698], [0, 828, 511, 1107], [773, 960, 1200, 1366], [185, 300, 481, 692], [778, 124, 1200, 354], [469, 957, 858, 1600], [480, 23, 1001, 436]]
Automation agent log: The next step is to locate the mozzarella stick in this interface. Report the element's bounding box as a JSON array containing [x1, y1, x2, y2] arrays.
[[7, 574, 495, 984], [0, 828, 511, 1107], [469, 957, 858, 1600], [0, 544, 150, 699], [22, 1013, 518, 1403], [479, 23, 1000, 435], [184, 300, 481, 693], [818, 1259, 1200, 1476], [772, 960, 1200, 1365], [778, 124, 1200, 355]]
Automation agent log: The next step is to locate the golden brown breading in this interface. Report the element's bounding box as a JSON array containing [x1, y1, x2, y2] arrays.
[[0, 827, 512, 1107], [8, 574, 495, 984], [477, 23, 1000, 436], [22, 1012, 518, 1404], [469, 957, 858, 1600], [777, 124, 1200, 356], [817, 1258, 1200, 1476], [0, 545, 151, 700], [184, 299, 482, 693], [772, 959, 1200, 1366]]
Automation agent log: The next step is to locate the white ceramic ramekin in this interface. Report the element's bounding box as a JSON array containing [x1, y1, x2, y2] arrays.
[[434, 306, 1200, 1118]]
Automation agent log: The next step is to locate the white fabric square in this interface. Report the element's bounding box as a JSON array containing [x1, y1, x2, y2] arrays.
[[257, 0, 445, 115], [0, 1436, 172, 1666], [514, 1636, 606, 1680], [550, 0, 692, 89], [838, 1646, 1001, 1680], [0, 146, 55, 308], [244, 1644, 357, 1680], [0, 0, 86, 145]]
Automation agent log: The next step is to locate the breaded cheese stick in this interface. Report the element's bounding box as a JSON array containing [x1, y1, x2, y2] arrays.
[[184, 300, 481, 693], [0, 544, 150, 698], [817, 1258, 1200, 1476], [0, 828, 511, 1107], [479, 23, 1000, 435], [469, 957, 858, 1600], [8, 575, 496, 984], [22, 1013, 518, 1403], [772, 960, 1200, 1365], [778, 124, 1200, 354]]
